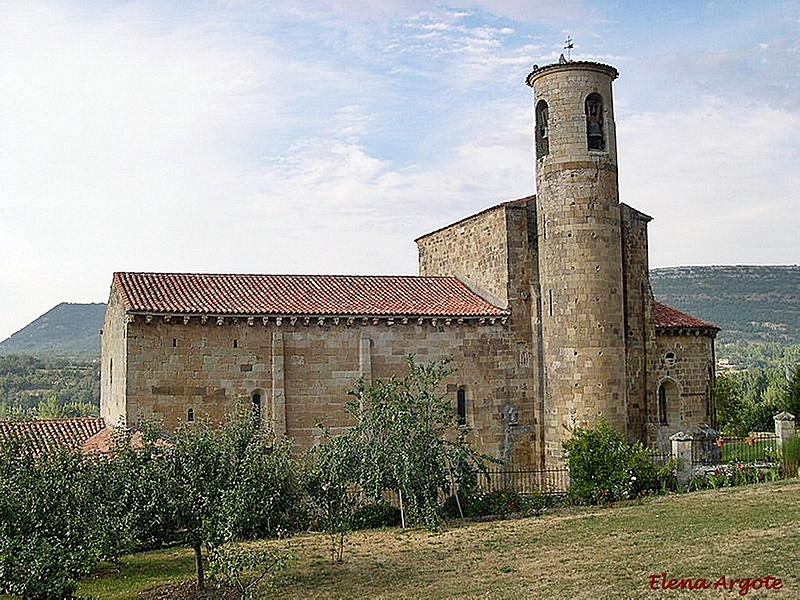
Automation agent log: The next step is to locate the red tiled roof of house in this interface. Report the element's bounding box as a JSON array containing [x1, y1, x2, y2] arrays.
[[653, 301, 719, 331], [0, 417, 106, 457], [113, 272, 508, 317]]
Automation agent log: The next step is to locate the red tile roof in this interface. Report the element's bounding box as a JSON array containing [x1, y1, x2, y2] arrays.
[[0, 417, 106, 457], [113, 272, 508, 318], [653, 301, 719, 331]]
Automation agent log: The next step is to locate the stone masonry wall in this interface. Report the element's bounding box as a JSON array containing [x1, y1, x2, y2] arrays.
[[416, 204, 513, 308], [620, 204, 656, 444], [416, 198, 542, 466], [100, 285, 128, 427], [116, 316, 537, 465], [650, 331, 716, 451]]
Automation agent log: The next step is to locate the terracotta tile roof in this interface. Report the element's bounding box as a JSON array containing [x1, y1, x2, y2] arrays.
[[653, 301, 719, 331], [0, 417, 106, 457], [113, 272, 508, 318], [81, 428, 161, 455]]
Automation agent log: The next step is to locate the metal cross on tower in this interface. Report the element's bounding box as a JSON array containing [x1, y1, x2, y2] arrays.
[[564, 36, 574, 61]]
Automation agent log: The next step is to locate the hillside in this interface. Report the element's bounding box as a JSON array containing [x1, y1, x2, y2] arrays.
[[650, 265, 800, 367], [0, 303, 106, 361], [650, 265, 800, 343], [1, 266, 799, 367]]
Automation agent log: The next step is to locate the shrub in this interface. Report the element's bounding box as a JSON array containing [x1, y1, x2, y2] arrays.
[[444, 489, 561, 519], [562, 420, 660, 505], [351, 501, 402, 530], [781, 436, 800, 479]]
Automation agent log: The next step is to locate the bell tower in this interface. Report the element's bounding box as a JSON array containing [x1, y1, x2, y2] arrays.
[[526, 60, 627, 464]]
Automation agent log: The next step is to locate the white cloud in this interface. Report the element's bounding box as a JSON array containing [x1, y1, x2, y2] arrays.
[[618, 99, 800, 267]]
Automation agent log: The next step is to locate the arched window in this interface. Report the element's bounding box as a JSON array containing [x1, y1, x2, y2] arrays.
[[585, 93, 604, 150], [187, 408, 195, 422], [252, 392, 262, 428], [535, 100, 549, 158], [456, 389, 467, 426], [657, 379, 680, 426]]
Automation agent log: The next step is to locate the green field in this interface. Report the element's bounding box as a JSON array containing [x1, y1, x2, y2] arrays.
[[78, 479, 800, 599]]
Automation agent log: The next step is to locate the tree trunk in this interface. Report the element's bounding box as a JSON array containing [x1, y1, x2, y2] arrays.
[[193, 541, 205, 591]]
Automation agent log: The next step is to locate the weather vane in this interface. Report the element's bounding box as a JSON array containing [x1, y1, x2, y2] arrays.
[[564, 36, 574, 61]]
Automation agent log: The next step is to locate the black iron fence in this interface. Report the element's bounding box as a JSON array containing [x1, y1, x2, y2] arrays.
[[477, 467, 570, 495], [649, 451, 672, 467], [695, 434, 778, 466]]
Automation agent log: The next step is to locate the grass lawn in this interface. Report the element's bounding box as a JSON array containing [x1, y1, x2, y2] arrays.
[[79, 479, 800, 599]]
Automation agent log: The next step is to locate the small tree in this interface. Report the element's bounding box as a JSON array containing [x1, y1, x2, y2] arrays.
[[208, 542, 294, 600], [343, 356, 487, 530], [306, 430, 363, 562], [160, 417, 305, 591]]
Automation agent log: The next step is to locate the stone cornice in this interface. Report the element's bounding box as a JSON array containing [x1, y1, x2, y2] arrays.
[[127, 312, 508, 327]]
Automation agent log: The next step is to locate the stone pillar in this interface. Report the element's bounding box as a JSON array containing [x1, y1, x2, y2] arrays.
[[670, 431, 694, 486], [774, 411, 796, 450], [271, 331, 286, 441], [359, 333, 372, 387]]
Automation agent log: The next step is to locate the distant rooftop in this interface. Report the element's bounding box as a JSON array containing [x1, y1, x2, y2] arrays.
[[0, 417, 106, 457]]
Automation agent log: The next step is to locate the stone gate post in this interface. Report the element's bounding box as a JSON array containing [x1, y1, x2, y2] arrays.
[[774, 412, 796, 450], [670, 431, 694, 486]]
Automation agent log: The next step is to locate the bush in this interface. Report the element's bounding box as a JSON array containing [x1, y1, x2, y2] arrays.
[[443, 489, 561, 519], [351, 501, 402, 530], [781, 436, 800, 478], [563, 420, 660, 505]]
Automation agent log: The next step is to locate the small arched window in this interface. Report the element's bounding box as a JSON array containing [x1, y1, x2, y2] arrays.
[[535, 100, 549, 158], [658, 379, 680, 426], [187, 408, 195, 422], [252, 392, 262, 429], [658, 384, 668, 425], [456, 389, 467, 426], [585, 93, 604, 150]]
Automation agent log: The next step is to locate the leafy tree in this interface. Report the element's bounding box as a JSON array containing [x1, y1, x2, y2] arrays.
[[0, 442, 124, 599], [208, 542, 294, 600], [306, 430, 363, 562], [337, 356, 487, 530], [785, 364, 800, 418], [159, 417, 304, 591]]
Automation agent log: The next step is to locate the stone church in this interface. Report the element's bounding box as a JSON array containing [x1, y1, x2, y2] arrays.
[[101, 59, 718, 469]]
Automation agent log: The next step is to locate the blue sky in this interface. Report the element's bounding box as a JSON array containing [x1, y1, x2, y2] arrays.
[[0, 0, 798, 340]]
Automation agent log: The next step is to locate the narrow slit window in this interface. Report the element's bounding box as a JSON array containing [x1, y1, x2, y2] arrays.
[[456, 389, 467, 426], [252, 392, 262, 428], [658, 384, 667, 425], [188, 408, 195, 422]]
